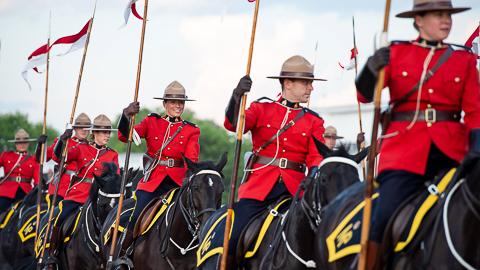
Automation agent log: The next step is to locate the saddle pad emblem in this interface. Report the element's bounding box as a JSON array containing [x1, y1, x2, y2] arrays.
[[18, 210, 47, 242]]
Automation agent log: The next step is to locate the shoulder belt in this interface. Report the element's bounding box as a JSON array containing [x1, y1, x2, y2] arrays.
[[0, 154, 32, 183], [389, 45, 455, 110], [154, 122, 187, 157], [304, 108, 322, 119], [183, 120, 198, 128], [75, 148, 109, 176], [254, 97, 275, 103], [256, 109, 306, 153]]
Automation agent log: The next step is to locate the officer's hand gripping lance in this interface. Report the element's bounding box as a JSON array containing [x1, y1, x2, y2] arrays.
[[106, 1, 148, 269], [221, 1, 260, 269], [37, 2, 97, 269], [357, 0, 391, 269]]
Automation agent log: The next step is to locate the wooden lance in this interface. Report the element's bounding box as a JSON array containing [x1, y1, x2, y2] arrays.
[[107, 0, 149, 268], [353, 17, 366, 180], [357, 0, 391, 269], [37, 1, 97, 268], [220, 0, 260, 269], [35, 11, 51, 245]]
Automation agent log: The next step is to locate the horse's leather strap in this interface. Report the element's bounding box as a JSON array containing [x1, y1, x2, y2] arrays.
[[391, 110, 460, 123], [2, 177, 31, 184], [255, 156, 306, 173], [157, 159, 184, 168]]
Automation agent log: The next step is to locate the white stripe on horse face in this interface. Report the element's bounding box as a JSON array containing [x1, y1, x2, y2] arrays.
[[209, 177, 213, 187], [110, 198, 115, 208]]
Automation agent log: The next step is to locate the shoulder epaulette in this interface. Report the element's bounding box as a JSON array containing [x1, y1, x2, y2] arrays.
[[449, 43, 473, 53], [106, 147, 117, 153], [254, 97, 275, 103], [390, 40, 412, 46], [183, 120, 198, 128], [304, 108, 323, 119], [147, 113, 162, 119]]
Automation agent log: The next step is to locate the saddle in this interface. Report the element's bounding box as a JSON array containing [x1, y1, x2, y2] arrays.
[[133, 197, 162, 238]]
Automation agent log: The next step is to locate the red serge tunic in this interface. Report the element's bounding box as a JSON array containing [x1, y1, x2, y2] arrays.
[[358, 40, 480, 175], [117, 113, 200, 192], [43, 137, 86, 197], [0, 151, 39, 198], [224, 97, 325, 201], [64, 142, 119, 203]]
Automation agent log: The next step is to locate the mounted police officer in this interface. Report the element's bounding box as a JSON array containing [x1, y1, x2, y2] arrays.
[[113, 81, 200, 269], [324, 126, 344, 150], [356, 0, 480, 268], [0, 129, 39, 213], [43, 114, 119, 270], [35, 113, 92, 208], [223, 55, 326, 268]]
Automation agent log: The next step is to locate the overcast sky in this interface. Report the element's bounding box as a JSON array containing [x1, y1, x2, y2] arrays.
[[0, 0, 479, 134]]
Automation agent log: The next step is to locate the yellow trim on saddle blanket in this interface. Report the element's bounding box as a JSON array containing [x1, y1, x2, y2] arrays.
[[326, 193, 379, 262], [0, 200, 22, 229], [103, 208, 134, 244], [18, 210, 47, 242], [64, 210, 83, 243], [141, 188, 178, 235], [394, 168, 456, 251], [196, 211, 234, 266]]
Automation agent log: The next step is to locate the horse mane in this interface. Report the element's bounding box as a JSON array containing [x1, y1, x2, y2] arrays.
[[191, 161, 225, 179], [89, 162, 120, 200], [327, 143, 351, 159]]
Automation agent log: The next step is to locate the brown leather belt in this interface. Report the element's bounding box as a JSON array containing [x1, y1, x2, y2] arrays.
[[391, 109, 460, 123], [256, 156, 306, 173], [64, 169, 76, 175], [158, 159, 184, 168], [72, 176, 94, 184], [3, 177, 31, 184]]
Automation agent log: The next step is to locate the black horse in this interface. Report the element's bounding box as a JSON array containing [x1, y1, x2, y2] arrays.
[[0, 178, 48, 270], [34, 162, 136, 270], [314, 158, 480, 269], [101, 152, 227, 270], [196, 140, 368, 270]]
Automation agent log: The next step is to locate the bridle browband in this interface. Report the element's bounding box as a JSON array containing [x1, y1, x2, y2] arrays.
[[318, 156, 359, 171]]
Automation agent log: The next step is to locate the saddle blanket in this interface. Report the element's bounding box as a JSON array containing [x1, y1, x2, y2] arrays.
[[0, 200, 22, 229], [35, 207, 82, 258], [196, 198, 291, 266], [18, 209, 47, 242], [326, 168, 456, 262]]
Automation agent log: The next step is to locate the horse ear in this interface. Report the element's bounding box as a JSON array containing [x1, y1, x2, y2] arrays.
[[182, 152, 199, 172], [313, 135, 332, 158], [352, 146, 370, 164], [216, 152, 228, 170], [94, 173, 105, 189]]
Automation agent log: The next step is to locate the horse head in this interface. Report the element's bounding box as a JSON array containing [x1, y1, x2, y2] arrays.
[[182, 152, 227, 234], [91, 162, 136, 226]]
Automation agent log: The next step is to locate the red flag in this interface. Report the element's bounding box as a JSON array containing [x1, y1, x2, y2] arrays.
[[339, 48, 358, 70], [248, 0, 256, 2], [465, 26, 479, 59], [22, 20, 90, 90]]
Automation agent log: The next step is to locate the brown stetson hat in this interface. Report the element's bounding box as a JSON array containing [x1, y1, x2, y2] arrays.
[[396, 0, 470, 18], [83, 114, 117, 131], [323, 126, 344, 139], [267, 55, 326, 81], [72, 113, 92, 128], [153, 81, 195, 101], [8, 129, 37, 142]]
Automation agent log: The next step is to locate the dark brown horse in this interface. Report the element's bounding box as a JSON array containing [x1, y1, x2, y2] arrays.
[[35, 162, 136, 270], [0, 177, 48, 270], [314, 157, 480, 269], [196, 140, 368, 270], [101, 153, 227, 270]]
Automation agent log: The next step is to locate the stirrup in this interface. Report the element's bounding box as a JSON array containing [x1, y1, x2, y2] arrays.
[[107, 256, 134, 270]]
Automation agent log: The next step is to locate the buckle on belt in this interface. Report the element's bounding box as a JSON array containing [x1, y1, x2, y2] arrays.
[[167, 159, 175, 168], [279, 158, 288, 169], [425, 108, 436, 124], [16, 176, 21, 183]]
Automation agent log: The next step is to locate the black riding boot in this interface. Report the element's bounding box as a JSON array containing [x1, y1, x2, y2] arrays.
[[43, 226, 61, 270], [114, 230, 135, 270]]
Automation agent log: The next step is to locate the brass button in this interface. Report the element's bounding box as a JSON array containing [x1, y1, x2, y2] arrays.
[[170, 124, 174, 127], [7, 161, 10, 163], [95, 168, 97, 170], [288, 111, 292, 114], [267, 124, 271, 128], [284, 138, 287, 141], [97, 159, 99, 161], [30, 165, 32, 167], [180, 136, 184, 138], [19, 168, 22, 171], [155, 137, 158, 140], [428, 89, 433, 94], [455, 77, 460, 82], [282, 149, 286, 153], [402, 71, 408, 76], [166, 157, 169, 159], [84, 158, 87, 160], [427, 123, 432, 127], [427, 104, 432, 108], [180, 142, 183, 144], [167, 147, 170, 150], [302, 133, 306, 136], [74, 187, 76, 190]]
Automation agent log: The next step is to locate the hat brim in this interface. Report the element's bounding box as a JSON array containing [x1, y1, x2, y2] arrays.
[[267, 76, 327, 81], [8, 139, 37, 142], [83, 128, 118, 132], [324, 135, 344, 139], [72, 125, 92, 128], [153, 97, 196, 101], [396, 7, 470, 18]]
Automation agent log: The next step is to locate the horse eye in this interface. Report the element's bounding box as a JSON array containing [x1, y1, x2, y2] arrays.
[[192, 185, 199, 192]]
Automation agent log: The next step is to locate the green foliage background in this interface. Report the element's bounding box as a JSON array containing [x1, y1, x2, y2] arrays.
[[0, 112, 59, 153], [0, 109, 251, 204]]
